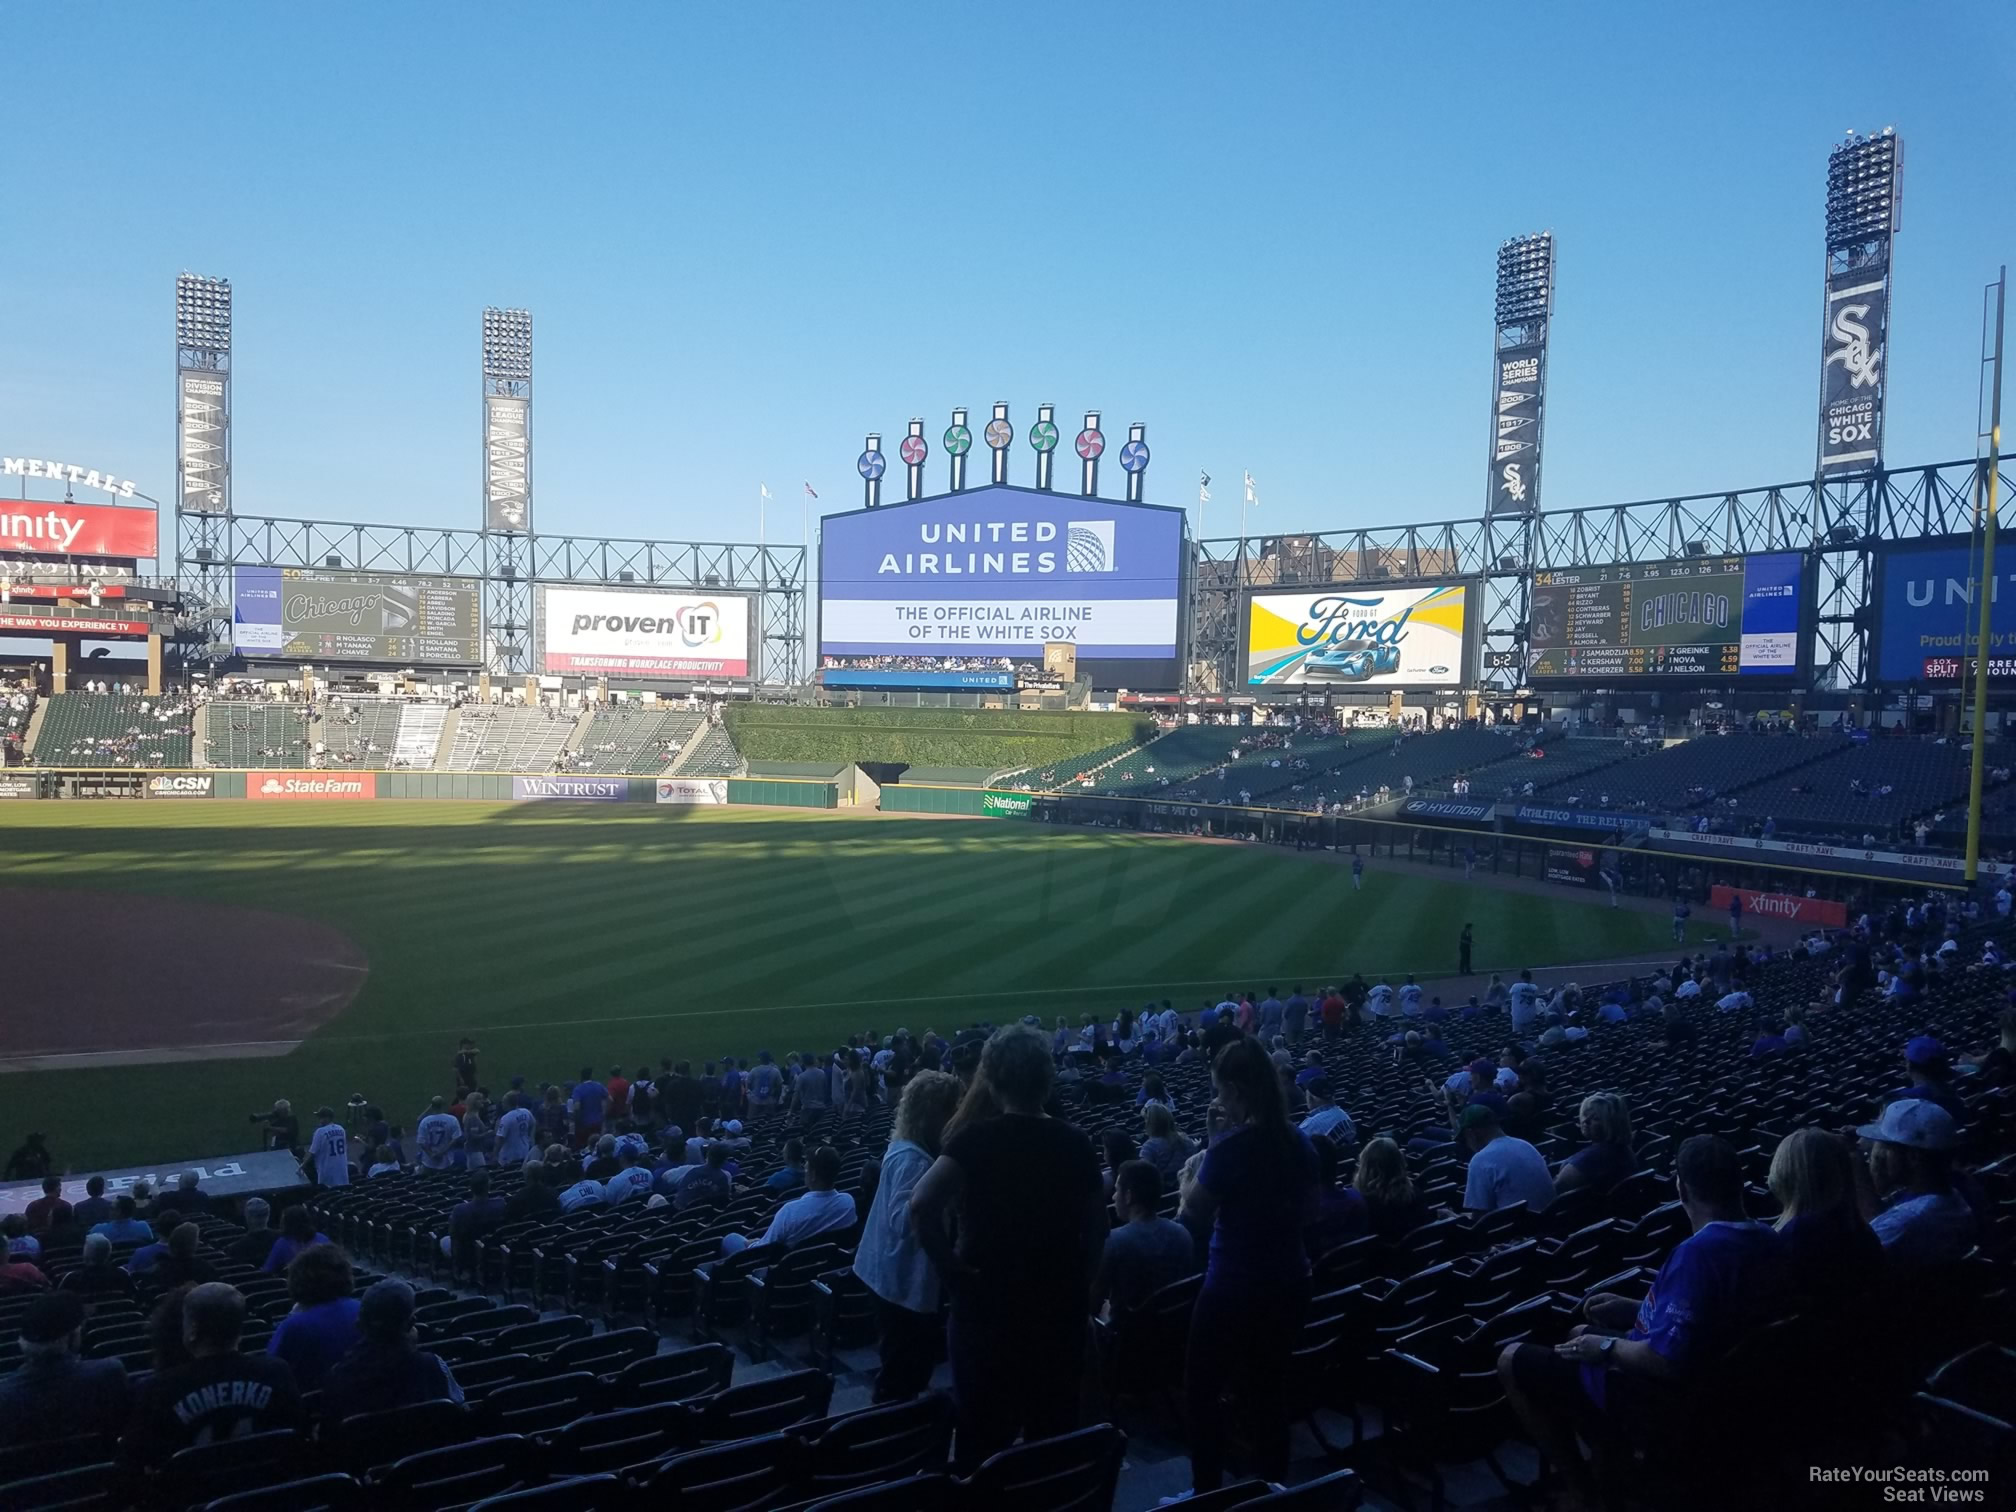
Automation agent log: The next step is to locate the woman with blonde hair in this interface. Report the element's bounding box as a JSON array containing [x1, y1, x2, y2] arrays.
[[1139, 1100, 1197, 1183], [1354, 1136, 1431, 1239], [910, 1024, 1105, 1469], [1554, 1092, 1634, 1194], [1769, 1126, 1880, 1308], [853, 1069, 963, 1403]]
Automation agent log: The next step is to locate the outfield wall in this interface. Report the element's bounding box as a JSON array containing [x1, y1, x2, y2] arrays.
[[0, 769, 838, 809]]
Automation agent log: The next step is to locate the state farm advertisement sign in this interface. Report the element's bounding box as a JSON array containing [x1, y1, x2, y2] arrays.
[[0, 502, 158, 560], [539, 586, 750, 678], [245, 772, 377, 800], [1708, 885, 1847, 929]]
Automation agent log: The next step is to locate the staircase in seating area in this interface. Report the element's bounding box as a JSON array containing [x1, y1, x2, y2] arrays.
[[392, 704, 447, 770]]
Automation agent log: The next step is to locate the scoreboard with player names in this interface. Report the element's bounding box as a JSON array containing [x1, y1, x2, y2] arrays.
[[1527, 552, 1805, 681]]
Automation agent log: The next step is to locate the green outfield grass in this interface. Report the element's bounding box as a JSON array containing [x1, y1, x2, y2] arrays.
[[3, 803, 1683, 1170]]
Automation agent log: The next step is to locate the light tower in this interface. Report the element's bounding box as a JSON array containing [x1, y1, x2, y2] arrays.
[[481, 307, 533, 675], [1486, 232, 1553, 517], [175, 272, 233, 653], [1817, 129, 1901, 477]]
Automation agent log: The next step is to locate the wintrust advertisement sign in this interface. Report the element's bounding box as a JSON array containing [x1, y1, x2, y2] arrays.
[[818, 485, 1185, 667], [656, 778, 728, 805], [1244, 582, 1473, 688], [540, 587, 750, 679], [0, 501, 158, 560], [246, 772, 377, 800], [512, 776, 627, 802]]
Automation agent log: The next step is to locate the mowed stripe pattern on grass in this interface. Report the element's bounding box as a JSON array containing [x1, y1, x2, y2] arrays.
[[0, 803, 1672, 1168]]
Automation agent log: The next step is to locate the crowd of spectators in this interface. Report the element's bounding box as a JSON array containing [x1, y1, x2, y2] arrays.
[[4, 879, 2010, 1502]]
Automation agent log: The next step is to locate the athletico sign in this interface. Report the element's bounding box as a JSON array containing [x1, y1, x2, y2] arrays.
[[512, 776, 628, 802], [246, 772, 377, 800], [541, 587, 751, 679], [1708, 885, 1847, 929], [0, 501, 158, 559], [146, 774, 214, 798]]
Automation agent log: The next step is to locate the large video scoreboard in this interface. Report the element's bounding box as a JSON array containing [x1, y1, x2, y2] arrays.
[[233, 569, 482, 664], [1527, 552, 1805, 681]]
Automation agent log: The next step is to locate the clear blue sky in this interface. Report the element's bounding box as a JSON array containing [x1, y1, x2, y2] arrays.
[[3, 1, 2011, 551]]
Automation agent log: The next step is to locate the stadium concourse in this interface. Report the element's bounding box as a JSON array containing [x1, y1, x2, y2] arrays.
[[0, 894, 2012, 1510]]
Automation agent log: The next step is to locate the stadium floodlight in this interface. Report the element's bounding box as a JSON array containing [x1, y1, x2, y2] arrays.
[[1826, 129, 1901, 256], [175, 273, 233, 353], [481, 307, 533, 382], [1494, 232, 1555, 327]]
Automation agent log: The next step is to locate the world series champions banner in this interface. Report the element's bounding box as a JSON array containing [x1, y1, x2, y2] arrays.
[[1488, 342, 1545, 515], [1818, 275, 1888, 476]]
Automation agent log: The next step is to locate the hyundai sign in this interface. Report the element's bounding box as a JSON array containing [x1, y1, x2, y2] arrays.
[[1874, 535, 2016, 683], [1243, 582, 1475, 689], [538, 587, 751, 680], [818, 485, 1185, 685]]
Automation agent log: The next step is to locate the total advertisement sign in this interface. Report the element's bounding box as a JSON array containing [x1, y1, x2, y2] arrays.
[[1244, 583, 1473, 688], [541, 587, 750, 679], [818, 485, 1185, 675], [1874, 535, 2016, 683], [656, 778, 728, 805], [0, 501, 158, 560], [246, 772, 377, 800], [512, 776, 627, 802], [1708, 885, 1848, 929]]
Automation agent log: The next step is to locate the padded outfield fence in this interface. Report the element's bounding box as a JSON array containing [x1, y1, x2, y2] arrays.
[[0, 765, 1984, 912]]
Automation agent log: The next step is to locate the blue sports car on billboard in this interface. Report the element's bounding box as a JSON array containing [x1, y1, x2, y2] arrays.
[[1302, 642, 1403, 681]]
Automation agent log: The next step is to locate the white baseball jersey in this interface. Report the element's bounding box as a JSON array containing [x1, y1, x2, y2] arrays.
[[308, 1123, 351, 1187]]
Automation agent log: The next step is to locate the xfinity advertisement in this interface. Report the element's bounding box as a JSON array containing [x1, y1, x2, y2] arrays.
[[1243, 582, 1474, 689], [818, 485, 1185, 687]]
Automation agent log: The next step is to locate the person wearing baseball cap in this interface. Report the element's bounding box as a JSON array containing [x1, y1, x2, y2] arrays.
[[1888, 1037, 1967, 1125], [318, 1279, 463, 1427], [1855, 1100, 1978, 1267], [0, 1291, 129, 1446]]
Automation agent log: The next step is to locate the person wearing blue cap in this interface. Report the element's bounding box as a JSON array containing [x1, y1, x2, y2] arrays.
[[1889, 1037, 1967, 1125], [1855, 1100, 1977, 1267]]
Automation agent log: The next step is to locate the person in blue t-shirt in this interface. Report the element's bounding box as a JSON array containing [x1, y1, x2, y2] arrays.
[[569, 1068, 608, 1146], [1497, 1135, 1790, 1506], [1178, 1039, 1319, 1494]]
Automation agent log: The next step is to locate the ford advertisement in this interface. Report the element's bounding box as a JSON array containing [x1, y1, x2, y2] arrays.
[[1873, 535, 2016, 683], [1243, 582, 1475, 689], [818, 485, 1185, 687]]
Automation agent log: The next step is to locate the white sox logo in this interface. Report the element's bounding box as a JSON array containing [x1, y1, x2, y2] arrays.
[[1500, 464, 1527, 504], [1826, 304, 1882, 389]]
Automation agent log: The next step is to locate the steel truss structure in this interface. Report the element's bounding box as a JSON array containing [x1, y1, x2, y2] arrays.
[[172, 515, 806, 686], [1191, 456, 2012, 696]]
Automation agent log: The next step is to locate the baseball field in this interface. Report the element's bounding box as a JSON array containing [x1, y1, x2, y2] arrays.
[[1, 803, 1684, 1170]]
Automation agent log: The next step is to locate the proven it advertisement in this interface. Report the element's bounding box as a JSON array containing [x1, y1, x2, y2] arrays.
[[818, 485, 1184, 664], [1244, 583, 1471, 688], [541, 587, 750, 679]]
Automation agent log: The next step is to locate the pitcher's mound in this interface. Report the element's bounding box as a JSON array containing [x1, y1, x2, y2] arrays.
[[0, 886, 368, 1071]]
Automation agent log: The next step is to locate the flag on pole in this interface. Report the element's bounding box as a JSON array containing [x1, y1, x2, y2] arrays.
[[1199, 471, 1212, 504], [803, 482, 819, 499], [1243, 471, 1257, 507], [760, 484, 772, 500]]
